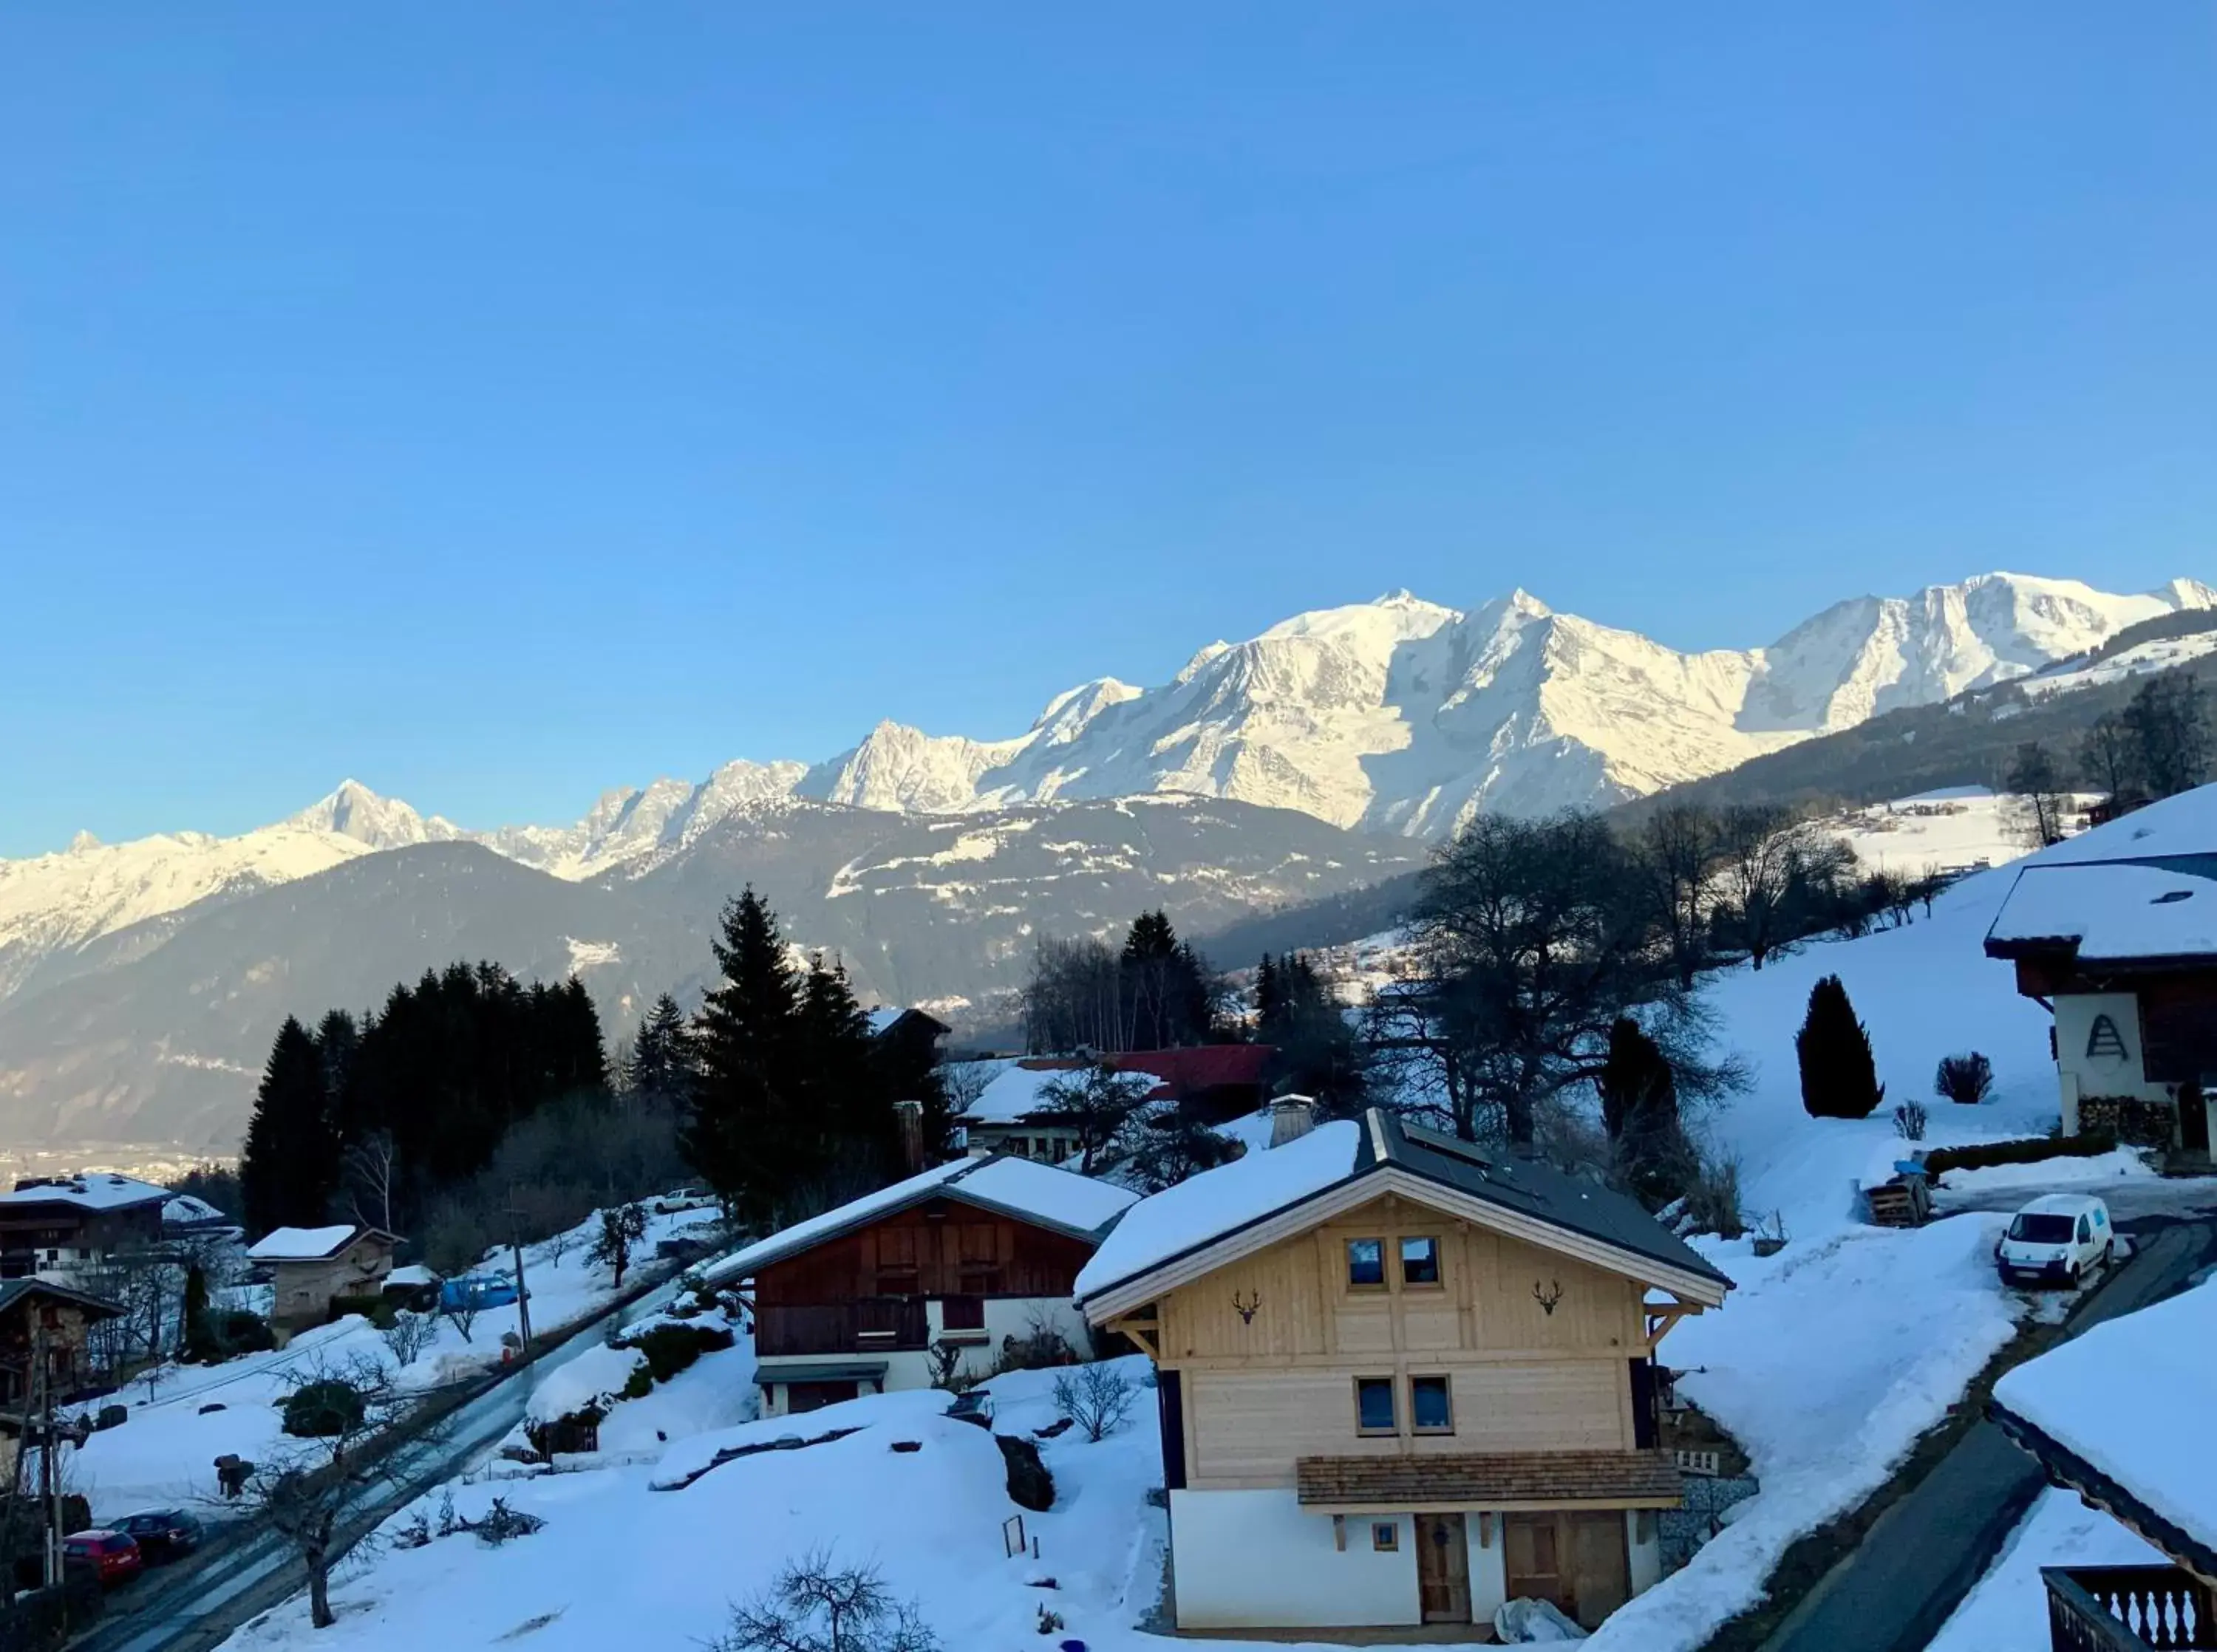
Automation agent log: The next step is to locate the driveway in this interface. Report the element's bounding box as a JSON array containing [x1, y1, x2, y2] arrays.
[[1754, 1207, 2217, 1652]]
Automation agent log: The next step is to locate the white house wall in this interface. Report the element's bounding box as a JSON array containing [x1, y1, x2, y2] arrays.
[[2054, 991, 2173, 1131], [1170, 1488, 1419, 1629], [1168, 1490, 1666, 1632]]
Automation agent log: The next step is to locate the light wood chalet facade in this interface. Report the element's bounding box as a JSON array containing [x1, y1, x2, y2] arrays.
[[1075, 1110, 1731, 1636], [713, 1156, 1139, 1417], [1985, 800, 2217, 1157], [248, 1224, 401, 1339]]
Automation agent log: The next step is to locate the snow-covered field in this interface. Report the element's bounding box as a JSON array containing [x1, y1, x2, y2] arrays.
[[65, 1201, 723, 1521]]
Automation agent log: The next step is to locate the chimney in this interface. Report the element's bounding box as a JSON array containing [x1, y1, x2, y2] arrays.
[[1267, 1093, 1317, 1149], [893, 1099, 925, 1173]]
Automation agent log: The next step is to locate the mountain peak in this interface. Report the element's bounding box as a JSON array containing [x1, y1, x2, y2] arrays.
[[289, 780, 460, 850]]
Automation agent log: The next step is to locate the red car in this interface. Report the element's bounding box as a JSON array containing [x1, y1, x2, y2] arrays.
[[62, 1529, 143, 1586]]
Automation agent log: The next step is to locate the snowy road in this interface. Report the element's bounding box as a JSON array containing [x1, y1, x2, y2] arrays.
[[68, 1273, 690, 1652]]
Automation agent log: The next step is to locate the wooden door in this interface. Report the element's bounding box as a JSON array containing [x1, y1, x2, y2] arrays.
[[1567, 1512, 1631, 1628], [1504, 1514, 1567, 1616], [1415, 1513, 1471, 1623]]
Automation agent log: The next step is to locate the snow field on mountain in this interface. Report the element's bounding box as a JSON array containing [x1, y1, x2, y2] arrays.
[[66, 1201, 721, 1521]]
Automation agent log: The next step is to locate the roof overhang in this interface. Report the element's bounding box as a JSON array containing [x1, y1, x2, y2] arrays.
[[1993, 1401, 2217, 1588], [752, 1359, 891, 1384], [734, 1173, 1116, 1280], [1079, 1162, 1729, 1324], [1296, 1449, 1684, 1513]]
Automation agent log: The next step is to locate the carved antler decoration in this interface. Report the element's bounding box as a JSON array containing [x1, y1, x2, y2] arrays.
[[1231, 1289, 1262, 1325], [1533, 1280, 1564, 1317]]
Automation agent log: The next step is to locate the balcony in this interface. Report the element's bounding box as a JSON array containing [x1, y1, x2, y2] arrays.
[[2045, 1566, 2217, 1651], [755, 1298, 930, 1359]]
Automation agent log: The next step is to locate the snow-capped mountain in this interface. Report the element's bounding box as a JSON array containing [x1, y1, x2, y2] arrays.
[[798, 571, 2216, 833], [2, 570, 2207, 1011]]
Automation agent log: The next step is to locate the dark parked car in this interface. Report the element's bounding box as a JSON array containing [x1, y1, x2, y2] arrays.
[[61, 1529, 143, 1586], [117, 1509, 203, 1562]]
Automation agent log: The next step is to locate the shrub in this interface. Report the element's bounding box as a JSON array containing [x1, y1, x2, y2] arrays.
[[1681, 1157, 1745, 1240], [1797, 975, 1885, 1119], [1935, 1052, 1995, 1105], [1893, 1100, 1929, 1142], [215, 1310, 276, 1356], [715, 1551, 941, 1652], [996, 1434, 1055, 1512], [2079, 1096, 2177, 1150], [1052, 1362, 1137, 1442], [616, 1320, 734, 1385], [283, 1379, 368, 1438], [1922, 1131, 2117, 1176]]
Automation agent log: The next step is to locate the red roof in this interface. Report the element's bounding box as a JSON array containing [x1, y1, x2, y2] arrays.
[[1109, 1045, 1276, 1098]]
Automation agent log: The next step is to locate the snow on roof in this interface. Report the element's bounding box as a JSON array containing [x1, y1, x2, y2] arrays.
[[2033, 782, 2217, 866], [1995, 1274, 2217, 1560], [1075, 1120, 1363, 1302], [162, 1193, 228, 1225], [247, 1223, 366, 1261], [961, 1060, 1083, 1124], [0, 1173, 170, 1212], [707, 1154, 1134, 1283], [1986, 861, 2217, 960], [385, 1263, 438, 1287], [950, 1156, 1139, 1234]]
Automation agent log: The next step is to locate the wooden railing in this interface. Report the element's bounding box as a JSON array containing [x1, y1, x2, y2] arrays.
[[2046, 1566, 2217, 1651], [755, 1299, 930, 1358]]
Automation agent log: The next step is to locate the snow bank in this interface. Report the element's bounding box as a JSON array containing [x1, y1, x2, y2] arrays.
[[1926, 1488, 2163, 1651], [522, 1345, 644, 1426], [1995, 1273, 2217, 1557]]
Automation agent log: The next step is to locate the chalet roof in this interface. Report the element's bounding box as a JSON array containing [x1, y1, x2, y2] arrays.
[[1074, 1108, 1730, 1314], [0, 1174, 170, 1214], [1296, 1449, 1683, 1512], [0, 1279, 125, 1322], [705, 1156, 1140, 1284], [248, 1223, 398, 1262], [1985, 783, 2217, 966], [1992, 1272, 2217, 1577], [959, 1046, 1279, 1127], [866, 1007, 950, 1039]]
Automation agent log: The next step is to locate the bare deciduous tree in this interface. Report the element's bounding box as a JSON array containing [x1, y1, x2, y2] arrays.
[[2001, 741, 2071, 850], [713, 1549, 941, 1652], [251, 1356, 416, 1629], [343, 1130, 399, 1234], [1052, 1362, 1137, 1442], [588, 1202, 648, 1289], [381, 1310, 437, 1367], [1035, 1064, 1154, 1174]]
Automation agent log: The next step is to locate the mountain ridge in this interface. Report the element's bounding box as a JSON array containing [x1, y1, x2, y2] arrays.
[[4, 569, 2208, 1006]]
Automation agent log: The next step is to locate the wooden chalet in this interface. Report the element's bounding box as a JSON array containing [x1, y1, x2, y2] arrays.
[[713, 1156, 1138, 1416]]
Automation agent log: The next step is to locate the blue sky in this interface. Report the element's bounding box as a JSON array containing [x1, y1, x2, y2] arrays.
[[4, 4, 2213, 856]]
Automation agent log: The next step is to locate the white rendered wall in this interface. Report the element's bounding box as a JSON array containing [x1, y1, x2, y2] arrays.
[[1170, 1488, 1418, 1629], [2056, 992, 2170, 1108], [1629, 1509, 1663, 1596], [1468, 1514, 1508, 1622]]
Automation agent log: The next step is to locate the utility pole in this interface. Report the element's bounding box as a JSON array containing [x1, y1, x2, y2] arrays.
[[505, 1208, 534, 1365], [29, 1323, 55, 1588]]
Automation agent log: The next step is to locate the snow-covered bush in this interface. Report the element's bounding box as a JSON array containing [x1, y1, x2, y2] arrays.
[[1052, 1362, 1136, 1442], [382, 1310, 437, 1366]]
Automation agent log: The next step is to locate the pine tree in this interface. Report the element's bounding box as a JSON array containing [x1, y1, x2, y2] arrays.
[[1596, 1017, 1692, 1207], [625, 993, 695, 1105], [1254, 955, 1283, 1033], [181, 1263, 217, 1363], [241, 1016, 342, 1237], [795, 955, 889, 1181], [687, 889, 803, 1218], [1796, 975, 1884, 1119]]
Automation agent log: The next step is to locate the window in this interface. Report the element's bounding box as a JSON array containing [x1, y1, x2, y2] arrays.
[[1411, 1375, 1454, 1433], [1400, 1236, 1441, 1286], [1355, 1376, 1397, 1434], [2077, 1216, 2092, 1243], [940, 1294, 986, 1332], [1346, 1238, 1386, 1289], [1371, 1520, 1400, 1552]]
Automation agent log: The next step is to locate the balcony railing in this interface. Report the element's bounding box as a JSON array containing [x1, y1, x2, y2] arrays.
[[2045, 1566, 2217, 1651], [755, 1299, 930, 1359]]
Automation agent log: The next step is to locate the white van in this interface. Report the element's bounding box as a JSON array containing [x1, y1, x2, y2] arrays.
[[1995, 1193, 2114, 1286]]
